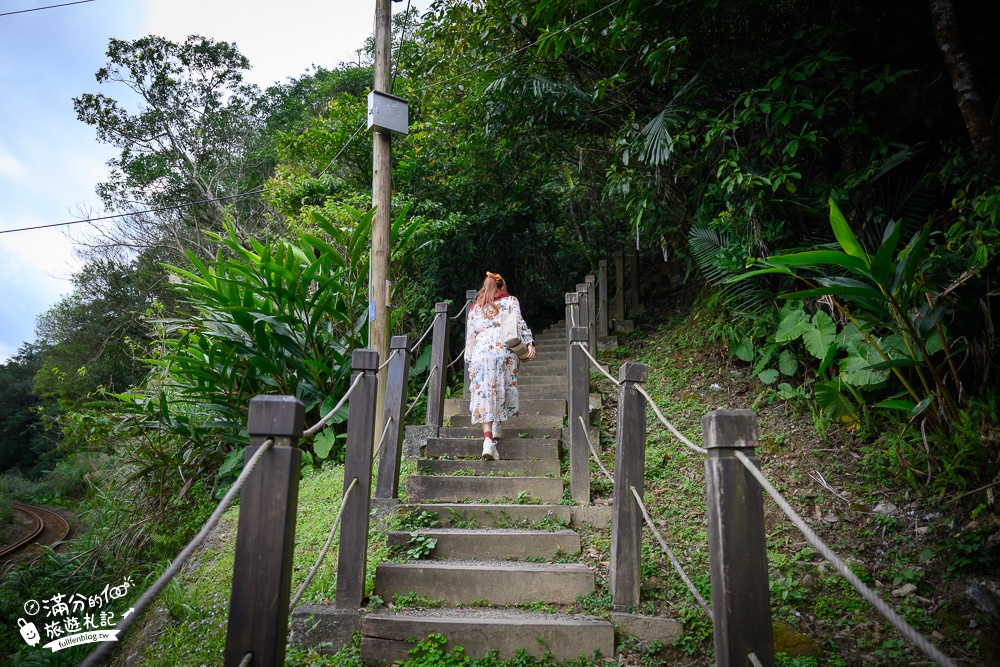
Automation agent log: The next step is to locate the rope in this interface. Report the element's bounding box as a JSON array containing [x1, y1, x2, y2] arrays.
[[630, 485, 714, 620], [572, 341, 620, 386], [373, 416, 394, 459], [636, 385, 708, 456], [733, 451, 958, 667], [410, 311, 442, 354], [748, 653, 763, 667], [80, 439, 277, 667], [406, 365, 437, 418], [288, 477, 358, 611], [580, 416, 613, 483], [451, 298, 473, 319], [303, 372, 366, 438], [238, 652, 253, 667], [449, 345, 466, 368], [378, 349, 399, 372]]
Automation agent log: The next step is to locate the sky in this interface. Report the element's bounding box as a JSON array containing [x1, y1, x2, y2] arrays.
[[0, 0, 424, 363]]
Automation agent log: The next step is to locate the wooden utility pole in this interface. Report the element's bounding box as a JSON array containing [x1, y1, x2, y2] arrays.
[[371, 0, 392, 433]]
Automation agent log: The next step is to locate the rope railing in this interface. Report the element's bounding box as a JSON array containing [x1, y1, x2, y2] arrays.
[[238, 652, 253, 667], [451, 297, 473, 319], [406, 364, 437, 418], [636, 385, 708, 456], [448, 345, 467, 368], [288, 477, 358, 611], [378, 348, 399, 372], [630, 485, 714, 620], [733, 450, 958, 667], [80, 438, 278, 667], [304, 372, 366, 438], [572, 341, 620, 386], [373, 416, 393, 459], [410, 311, 442, 354], [579, 415, 613, 482]]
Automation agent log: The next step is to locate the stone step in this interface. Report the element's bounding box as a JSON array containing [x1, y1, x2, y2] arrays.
[[518, 361, 565, 372], [444, 398, 565, 419], [403, 503, 571, 528], [417, 458, 560, 477], [423, 437, 559, 460], [387, 528, 580, 560], [446, 413, 564, 429], [438, 426, 561, 440], [405, 475, 563, 503], [373, 560, 594, 606], [361, 609, 614, 664]]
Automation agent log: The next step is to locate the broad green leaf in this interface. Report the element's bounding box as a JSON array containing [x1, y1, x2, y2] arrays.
[[802, 311, 837, 359], [829, 198, 869, 263], [313, 430, 338, 460], [775, 308, 809, 342], [733, 337, 755, 362], [911, 395, 934, 417], [873, 399, 917, 412], [218, 447, 245, 478], [871, 221, 900, 285], [840, 342, 888, 386], [758, 368, 779, 384], [767, 250, 870, 276], [815, 380, 858, 421], [778, 349, 798, 376]]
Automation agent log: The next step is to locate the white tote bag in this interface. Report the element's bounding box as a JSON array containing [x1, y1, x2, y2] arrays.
[[500, 302, 530, 360]]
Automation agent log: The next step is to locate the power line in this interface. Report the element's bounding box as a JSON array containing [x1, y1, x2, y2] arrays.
[[0, 0, 95, 18], [0, 190, 264, 235], [390, 0, 413, 93]]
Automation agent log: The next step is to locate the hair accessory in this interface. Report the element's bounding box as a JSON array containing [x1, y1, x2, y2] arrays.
[[486, 271, 503, 282]]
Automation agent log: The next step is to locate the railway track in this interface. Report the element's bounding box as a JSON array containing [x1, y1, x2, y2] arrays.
[[0, 503, 71, 560]]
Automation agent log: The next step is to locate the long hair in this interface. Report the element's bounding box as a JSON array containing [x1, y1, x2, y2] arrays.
[[475, 272, 507, 317]]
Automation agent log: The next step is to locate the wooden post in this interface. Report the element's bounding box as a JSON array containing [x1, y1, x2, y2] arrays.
[[425, 302, 450, 429], [610, 361, 648, 611], [598, 260, 609, 337], [224, 395, 304, 667], [585, 275, 597, 353], [463, 289, 476, 400], [370, 0, 392, 447], [375, 336, 410, 499], [565, 292, 580, 364], [335, 349, 379, 610], [576, 283, 590, 343], [703, 410, 775, 667], [629, 246, 640, 313], [568, 327, 589, 505], [614, 251, 625, 323]]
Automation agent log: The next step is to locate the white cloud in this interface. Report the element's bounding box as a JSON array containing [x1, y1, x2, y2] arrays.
[[0, 149, 23, 178], [146, 1, 381, 88]]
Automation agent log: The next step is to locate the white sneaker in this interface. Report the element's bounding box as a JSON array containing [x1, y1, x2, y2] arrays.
[[481, 437, 498, 461], [493, 422, 503, 440]]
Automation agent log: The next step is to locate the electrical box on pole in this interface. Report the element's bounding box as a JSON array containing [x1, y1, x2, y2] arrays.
[[367, 91, 409, 136]]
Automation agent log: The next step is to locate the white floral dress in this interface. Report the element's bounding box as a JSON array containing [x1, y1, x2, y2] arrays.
[[465, 296, 534, 424]]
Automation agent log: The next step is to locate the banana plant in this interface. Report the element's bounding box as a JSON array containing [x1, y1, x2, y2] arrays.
[[733, 199, 961, 431]]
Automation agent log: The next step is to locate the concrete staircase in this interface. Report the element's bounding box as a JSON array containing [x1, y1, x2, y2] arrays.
[[361, 323, 615, 664]]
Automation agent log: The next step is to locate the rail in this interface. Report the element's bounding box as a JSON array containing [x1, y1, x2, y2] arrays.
[[563, 272, 958, 667]]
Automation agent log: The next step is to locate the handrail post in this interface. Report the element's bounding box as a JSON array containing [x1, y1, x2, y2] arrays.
[[610, 361, 648, 611], [425, 302, 450, 430], [614, 251, 625, 324], [224, 395, 304, 667], [568, 327, 589, 504], [585, 275, 597, 353], [463, 289, 476, 400], [576, 283, 590, 341], [703, 410, 774, 667], [564, 292, 580, 372], [335, 349, 379, 609], [598, 260, 609, 337], [375, 336, 410, 499]]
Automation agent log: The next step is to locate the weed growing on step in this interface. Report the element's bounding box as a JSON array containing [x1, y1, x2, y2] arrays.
[[393, 531, 438, 560], [447, 508, 480, 528], [396, 510, 441, 530], [392, 591, 445, 608]]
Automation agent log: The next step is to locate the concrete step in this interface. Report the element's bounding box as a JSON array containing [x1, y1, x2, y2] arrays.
[[405, 475, 563, 503], [361, 609, 613, 664], [518, 361, 565, 372], [446, 413, 564, 429], [438, 426, 561, 440], [387, 528, 580, 560], [417, 458, 560, 477], [403, 503, 571, 528], [423, 437, 559, 460], [444, 398, 565, 419], [373, 560, 594, 606]]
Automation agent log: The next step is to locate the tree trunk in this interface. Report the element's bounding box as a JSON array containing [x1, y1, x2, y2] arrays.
[[929, 0, 998, 155]]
